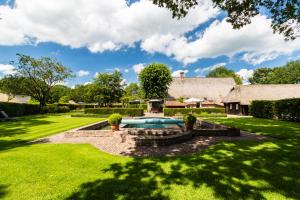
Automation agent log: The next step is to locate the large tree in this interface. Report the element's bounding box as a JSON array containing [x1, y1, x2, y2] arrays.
[[152, 0, 300, 40], [139, 63, 172, 99], [91, 70, 124, 106], [249, 60, 300, 84], [206, 66, 243, 85], [5, 54, 73, 108]]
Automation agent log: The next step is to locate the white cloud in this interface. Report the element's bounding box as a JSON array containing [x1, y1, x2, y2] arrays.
[[172, 70, 188, 77], [132, 63, 145, 74], [77, 70, 90, 77], [0, 64, 15, 75], [84, 81, 92, 85], [121, 79, 127, 85], [236, 68, 254, 84], [124, 69, 129, 73], [141, 15, 300, 65], [0, 0, 219, 52]]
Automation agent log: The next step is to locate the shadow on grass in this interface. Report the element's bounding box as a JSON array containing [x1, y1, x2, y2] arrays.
[[0, 116, 54, 138], [66, 140, 300, 200], [0, 184, 8, 199]]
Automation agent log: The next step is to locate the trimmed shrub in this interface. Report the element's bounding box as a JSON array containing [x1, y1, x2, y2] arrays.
[[85, 108, 144, 116], [0, 102, 40, 117], [183, 114, 197, 125], [163, 108, 225, 116], [108, 113, 122, 125], [275, 98, 300, 122], [249, 100, 275, 119], [42, 105, 70, 113]]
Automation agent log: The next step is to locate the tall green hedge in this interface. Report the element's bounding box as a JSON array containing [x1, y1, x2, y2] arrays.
[[250, 98, 300, 121], [250, 100, 275, 119], [0, 102, 71, 117], [163, 108, 225, 116], [275, 98, 300, 122], [0, 102, 40, 117], [85, 108, 144, 116]]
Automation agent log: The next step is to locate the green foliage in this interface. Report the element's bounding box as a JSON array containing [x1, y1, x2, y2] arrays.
[[0, 102, 40, 117], [49, 85, 71, 103], [41, 105, 70, 114], [70, 85, 86, 103], [207, 66, 242, 85], [6, 54, 73, 108], [0, 76, 26, 101], [249, 61, 300, 84], [108, 113, 122, 125], [164, 108, 225, 116], [250, 99, 300, 121], [88, 71, 124, 106], [177, 96, 184, 103], [85, 108, 144, 116], [250, 101, 275, 119], [154, 0, 300, 40], [183, 114, 197, 125], [275, 98, 300, 122], [139, 63, 172, 99]]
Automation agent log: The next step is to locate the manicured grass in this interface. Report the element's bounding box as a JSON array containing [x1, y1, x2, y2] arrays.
[[1, 116, 300, 199], [205, 117, 300, 139], [0, 114, 104, 150]]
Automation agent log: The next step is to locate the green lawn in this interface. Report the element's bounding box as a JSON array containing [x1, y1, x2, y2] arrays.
[[1, 116, 300, 199]]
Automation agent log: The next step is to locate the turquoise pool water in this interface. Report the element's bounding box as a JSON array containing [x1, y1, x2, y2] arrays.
[[121, 117, 184, 129]]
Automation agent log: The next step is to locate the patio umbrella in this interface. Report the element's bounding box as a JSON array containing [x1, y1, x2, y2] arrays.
[[184, 98, 202, 103]]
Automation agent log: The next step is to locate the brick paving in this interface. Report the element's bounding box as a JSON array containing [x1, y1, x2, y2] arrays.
[[35, 130, 268, 157]]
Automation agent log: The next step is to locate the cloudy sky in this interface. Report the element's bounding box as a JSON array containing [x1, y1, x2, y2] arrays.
[[0, 0, 300, 86]]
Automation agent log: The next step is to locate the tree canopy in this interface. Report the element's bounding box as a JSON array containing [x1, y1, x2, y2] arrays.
[[88, 71, 124, 106], [206, 66, 243, 85], [152, 0, 300, 40], [139, 63, 172, 99], [249, 60, 300, 84], [1, 54, 73, 108]]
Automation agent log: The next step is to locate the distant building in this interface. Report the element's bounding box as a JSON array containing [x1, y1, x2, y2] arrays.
[[167, 72, 236, 107], [0, 93, 31, 104], [222, 84, 300, 115]]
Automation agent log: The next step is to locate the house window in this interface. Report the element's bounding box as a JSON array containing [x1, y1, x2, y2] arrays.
[[229, 104, 232, 110], [236, 104, 239, 110]]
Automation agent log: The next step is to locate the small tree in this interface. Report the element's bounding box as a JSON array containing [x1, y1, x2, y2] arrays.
[[139, 63, 172, 99], [9, 54, 73, 108]]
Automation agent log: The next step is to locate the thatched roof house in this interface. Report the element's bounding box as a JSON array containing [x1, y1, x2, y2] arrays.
[[223, 84, 300, 115], [168, 76, 236, 104]]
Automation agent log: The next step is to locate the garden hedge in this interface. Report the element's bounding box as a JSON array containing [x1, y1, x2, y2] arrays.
[[250, 98, 300, 121], [0, 102, 40, 117], [0, 102, 71, 117], [275, 98, 300, 122], [163, 108, 225, 116], [84, 108, 144, 116], [250, 100, 275, 119]]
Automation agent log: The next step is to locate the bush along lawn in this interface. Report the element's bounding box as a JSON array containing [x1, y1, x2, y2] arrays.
[[1, 116, 300, 199]]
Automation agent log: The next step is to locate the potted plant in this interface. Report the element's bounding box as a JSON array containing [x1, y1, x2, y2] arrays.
[[108, 113, 122, 131], [183, 114, 197, 130]]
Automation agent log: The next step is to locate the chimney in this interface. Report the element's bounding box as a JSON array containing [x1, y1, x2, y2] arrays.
[[180, 71, 184, 81]]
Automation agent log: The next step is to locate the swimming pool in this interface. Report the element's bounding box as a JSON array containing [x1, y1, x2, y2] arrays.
[[121, 117, 184, 129]]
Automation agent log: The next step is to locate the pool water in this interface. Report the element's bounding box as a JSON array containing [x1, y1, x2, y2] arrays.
[[123, 123, 183, 129]]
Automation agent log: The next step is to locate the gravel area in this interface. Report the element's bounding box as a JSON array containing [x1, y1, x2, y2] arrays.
[[35, 130, 269, 157]]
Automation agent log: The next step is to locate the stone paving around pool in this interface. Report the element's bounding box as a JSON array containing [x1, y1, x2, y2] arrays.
[[35, 128, 268, 157]]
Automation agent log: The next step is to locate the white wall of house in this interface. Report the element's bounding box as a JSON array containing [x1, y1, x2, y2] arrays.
[[0, 93, 31, 103]]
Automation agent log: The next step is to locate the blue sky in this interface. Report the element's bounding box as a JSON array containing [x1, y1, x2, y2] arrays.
[[0, 0, 299, 87]]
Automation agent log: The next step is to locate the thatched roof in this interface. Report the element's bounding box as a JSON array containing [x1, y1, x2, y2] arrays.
[[168, 77, 236, 103], [223, 84, 300, 105], [165, 100, 186, 107]]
